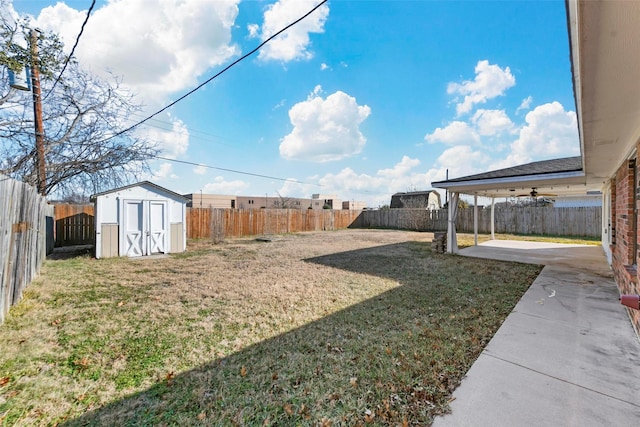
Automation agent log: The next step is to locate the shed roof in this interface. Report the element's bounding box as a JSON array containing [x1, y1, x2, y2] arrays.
[[91, 181, 188, 202], [391, 190, 439, 196]]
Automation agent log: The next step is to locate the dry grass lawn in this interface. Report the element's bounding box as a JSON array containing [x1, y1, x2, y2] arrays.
[[0, 230, 542, 426]]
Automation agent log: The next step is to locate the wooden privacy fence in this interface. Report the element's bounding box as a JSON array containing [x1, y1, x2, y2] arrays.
[[349, 208, 448, 231], [458, 206, 601, 236], [0, 174, 54, 324], [353, 206, 602, 237], [51, 205, 602, 246], [53, 204, 95, 247], [187, 208, 363, 239]]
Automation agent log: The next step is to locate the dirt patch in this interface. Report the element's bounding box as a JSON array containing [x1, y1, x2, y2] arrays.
[[46, 245, 94, 260], [0, 229, 541, 426]]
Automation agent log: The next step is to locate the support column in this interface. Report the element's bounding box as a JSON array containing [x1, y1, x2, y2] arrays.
[[491, 197, 495, 240], [473, 193, 478, 246], [447, 192, 459, 254]]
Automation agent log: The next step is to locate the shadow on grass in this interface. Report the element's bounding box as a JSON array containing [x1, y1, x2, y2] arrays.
[[61, 242, 540, 426], [47, 245, 94, 261]]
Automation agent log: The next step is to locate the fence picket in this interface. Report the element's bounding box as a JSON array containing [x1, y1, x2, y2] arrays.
[[0, 174, 53, 324]]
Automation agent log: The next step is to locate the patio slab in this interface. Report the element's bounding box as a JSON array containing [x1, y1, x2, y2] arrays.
[[432, 241, 640, 427]]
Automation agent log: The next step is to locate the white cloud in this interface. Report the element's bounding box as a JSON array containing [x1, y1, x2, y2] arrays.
[[273, 99, 286, 110], [277, 179, 318, 199], [289, 156, 439, 208], [34, 0, 240, 104], [471, 109, 514, 136], [435, 145, 491, 179], [144, 117, 190, 159], [151, 162, 176, 180], [203, 176, 249, 194], [509, 101, 579, 161], [193, 165, 208, 175], [247, 23, 259, 38], [516, 96, 533, 114], [424, 121, 480, 145], [377, 156, 421, 178], [447, 60, 515, 115], [252, 0, 329, 62], [279, 87, 371, 162], [488, 153, 530, 171], [320, 63, 329, 71]]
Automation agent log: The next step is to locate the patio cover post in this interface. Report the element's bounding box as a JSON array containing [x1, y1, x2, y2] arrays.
[[447, 192, 459, 253], [491, 197, 495, 240], [474, 193, 478, 246]]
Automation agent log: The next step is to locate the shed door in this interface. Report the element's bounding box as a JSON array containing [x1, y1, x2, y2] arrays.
[[148, 201, 166, 254], [122, 200, 168, 257], [124, 201, 145, 257]]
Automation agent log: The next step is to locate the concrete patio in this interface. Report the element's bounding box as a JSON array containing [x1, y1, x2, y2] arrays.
[[432, 240, 640, 427]]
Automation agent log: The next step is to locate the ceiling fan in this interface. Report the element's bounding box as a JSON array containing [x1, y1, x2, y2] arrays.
[[516, 187, 557, 198]]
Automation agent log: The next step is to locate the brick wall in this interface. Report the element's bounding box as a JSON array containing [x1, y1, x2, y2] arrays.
[[611, 159, 640, 333]]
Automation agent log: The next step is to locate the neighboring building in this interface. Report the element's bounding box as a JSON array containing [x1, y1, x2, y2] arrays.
[[270, 197, 314, 209], [311, 194, 342, 210], [342, 200, 367, 210], [390, 191, 441, 210], [236, 196, 314, 210], [184, 192, 352, 210], [553, 193, 602, 208], [92, 181, 187, 259], [184, 193, 236, 209]]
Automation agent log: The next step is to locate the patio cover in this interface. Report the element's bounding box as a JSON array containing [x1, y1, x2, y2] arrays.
[[431, 156, 600, 253]]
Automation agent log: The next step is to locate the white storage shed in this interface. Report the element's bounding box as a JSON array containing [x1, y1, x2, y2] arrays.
[[92, 181, 187, 259]]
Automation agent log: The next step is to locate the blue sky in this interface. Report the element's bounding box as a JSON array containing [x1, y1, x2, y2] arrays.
[[8, 0, 579, 207]]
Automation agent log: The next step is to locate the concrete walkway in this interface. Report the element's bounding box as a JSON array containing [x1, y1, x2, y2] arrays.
[[432, 240, 640, 427]]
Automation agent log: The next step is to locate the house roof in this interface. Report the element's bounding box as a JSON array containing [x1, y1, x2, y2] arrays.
[[90, 181, 189, 202], [431, 156, 591, 198], [436, 157, 582, 183]]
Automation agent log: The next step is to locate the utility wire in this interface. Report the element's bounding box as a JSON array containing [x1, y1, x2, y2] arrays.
[[153, 155, 324, 187], [42, 0, 96, 102], [103, 0, 328, 142]]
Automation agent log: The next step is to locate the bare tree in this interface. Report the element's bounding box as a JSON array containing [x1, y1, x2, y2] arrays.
[[274, 191, 298, 209], [0, 13, 157, 198]]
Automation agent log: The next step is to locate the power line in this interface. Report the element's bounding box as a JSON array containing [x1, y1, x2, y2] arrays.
[[102, 0, 328, 143], [42, 0, 96, 102], [9, 83, 238, 147], [153, 155, 324, 187]]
